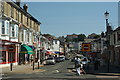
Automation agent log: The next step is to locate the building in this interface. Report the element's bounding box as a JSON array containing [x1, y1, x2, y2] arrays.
[[109, 27, 120, 66], [0, 0, 41, 67], [66, 34, 78, 42]]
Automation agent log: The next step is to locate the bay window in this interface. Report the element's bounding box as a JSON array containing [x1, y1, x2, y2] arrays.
[[1, 20, 9, 35], [11, 24, 15, 37], [11, 24, 18, 38], [2, 21, 5, 34]]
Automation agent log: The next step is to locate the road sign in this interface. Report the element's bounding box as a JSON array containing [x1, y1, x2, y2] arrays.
[[8, 45, 15, 52], [82, 43, 91, 52]]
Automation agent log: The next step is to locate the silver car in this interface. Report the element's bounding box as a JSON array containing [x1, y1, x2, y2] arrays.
[[46, 57, 56, 65], [81, 57, 89, 65]]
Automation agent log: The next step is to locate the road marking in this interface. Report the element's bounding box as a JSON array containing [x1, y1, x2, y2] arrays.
[[96, 76, 119, 78]]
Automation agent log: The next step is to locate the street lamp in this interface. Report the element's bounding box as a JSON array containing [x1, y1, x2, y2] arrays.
[[104, 11, 109, 28], [104, 11, 110, 72]]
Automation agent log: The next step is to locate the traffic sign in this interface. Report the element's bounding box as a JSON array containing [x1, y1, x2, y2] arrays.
[[8, 45, 15, 52], [82, 43, 91, 52]]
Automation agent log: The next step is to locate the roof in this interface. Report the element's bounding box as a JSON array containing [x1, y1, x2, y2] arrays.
[[7, 1, 41, 24]]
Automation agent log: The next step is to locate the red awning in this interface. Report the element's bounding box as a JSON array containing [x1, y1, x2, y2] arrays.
[[1, 39, 20, 44]]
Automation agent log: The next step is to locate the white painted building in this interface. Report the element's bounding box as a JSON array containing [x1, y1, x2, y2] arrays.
[[52, 39, 60, 52]]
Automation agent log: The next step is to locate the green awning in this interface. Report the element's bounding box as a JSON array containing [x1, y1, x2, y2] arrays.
[[20, 45, 34, 54]]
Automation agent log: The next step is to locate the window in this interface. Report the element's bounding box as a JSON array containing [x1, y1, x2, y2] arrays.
[[6, 21, 9, 34], [22, 30, 24, 41], [2, 21, 5, 34], [27, 18, 28, 26], [24, 30, 26, 41], [11, 6, 14, 18], [27, 32, 29, 42], [117, 32, 120, 41], [1, 2, 4, 14], [15, 25, 18, 37], [16, 10, 18, 20], [0, 2, 2, 15], [34, 36, 36, 42], [55, 40, 57, 44], [18, 12, 21, 23], [29, 32, 32, 43], [2, 51, 6, 63], [30, 19, 32, 28], [8, 52, 15, 62], [11, 24, 15, 37], [114, 34, 116, 44], [21, 13, 23, 23]]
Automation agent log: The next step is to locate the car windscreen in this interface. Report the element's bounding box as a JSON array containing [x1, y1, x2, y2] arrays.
[[47, 58, 54, 60]]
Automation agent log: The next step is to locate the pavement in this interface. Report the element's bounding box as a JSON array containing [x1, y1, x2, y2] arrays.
[[1, 63, 45, 75]]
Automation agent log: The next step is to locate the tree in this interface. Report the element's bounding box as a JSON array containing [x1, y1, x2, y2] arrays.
[[94, 35, 100, 39], [78, 34, 86, 41]]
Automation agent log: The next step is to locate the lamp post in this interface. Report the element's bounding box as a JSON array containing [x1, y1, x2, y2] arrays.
[[104, 11, 110, 72], [104, 11, 109, 28], [9, 19, 13, 71]]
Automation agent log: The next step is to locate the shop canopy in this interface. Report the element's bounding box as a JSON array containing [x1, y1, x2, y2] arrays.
[[20, 45, 34, 54], [55, 51, 60, 54], [44, 50, 57, 55]]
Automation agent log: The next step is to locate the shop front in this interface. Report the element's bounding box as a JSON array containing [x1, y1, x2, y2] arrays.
[[0, 40, 20, 67], [19, 44, 34, 64]]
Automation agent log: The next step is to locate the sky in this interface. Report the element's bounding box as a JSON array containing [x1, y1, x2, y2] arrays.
[[21, 2, 118, 37]]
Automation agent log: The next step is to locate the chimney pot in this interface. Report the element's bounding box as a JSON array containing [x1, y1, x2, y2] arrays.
[[23, 4, 28, 12], [16, 0, 21, 6]]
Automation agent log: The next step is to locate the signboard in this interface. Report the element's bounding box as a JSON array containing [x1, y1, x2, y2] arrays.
[[82, 43, 91, 52], [8, 45, 15, 52]]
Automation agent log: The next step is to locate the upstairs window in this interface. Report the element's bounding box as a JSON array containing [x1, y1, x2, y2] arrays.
[[2, 21, 5, 34], [117, 32, 120, 41], [11, 24, 15, 37], [11, 24, 18, 38], [11, 7, 14, 18], [2, 20, 9, 35], [6, 21, 9, 34]]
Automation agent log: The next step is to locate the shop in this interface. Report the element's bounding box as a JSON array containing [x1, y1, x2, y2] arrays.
[[19, 44, 34, 64], [0, 40, 20, 67]]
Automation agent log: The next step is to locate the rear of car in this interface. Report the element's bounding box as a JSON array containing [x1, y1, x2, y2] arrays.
[[58, 56, 65, 62], [46, 57, 56, 65]]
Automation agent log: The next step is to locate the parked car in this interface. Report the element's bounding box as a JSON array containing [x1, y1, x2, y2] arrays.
[[58, 56, 65, 62], [46, 57, 56, 65], [81, 57, 89, 65], [55, 57, 61, 63]]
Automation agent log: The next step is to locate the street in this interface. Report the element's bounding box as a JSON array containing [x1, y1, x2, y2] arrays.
[[2, 59, 120, 80]]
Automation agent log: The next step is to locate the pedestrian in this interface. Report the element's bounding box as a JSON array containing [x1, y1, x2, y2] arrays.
[[30, 55, 34, 66], [75, 56, 81, 75], [80, 62, 86, 74]]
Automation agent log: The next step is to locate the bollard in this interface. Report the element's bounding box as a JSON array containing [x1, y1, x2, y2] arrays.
[[38, 62, 39, 69], [33, 61, 34, 70], [10, 63, 12, 71]]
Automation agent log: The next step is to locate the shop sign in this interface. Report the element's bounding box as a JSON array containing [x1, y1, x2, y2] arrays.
[[8, 45, 15, 52]]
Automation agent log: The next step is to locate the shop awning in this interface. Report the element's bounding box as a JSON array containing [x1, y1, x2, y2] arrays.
[[20, 45, 34, 54]]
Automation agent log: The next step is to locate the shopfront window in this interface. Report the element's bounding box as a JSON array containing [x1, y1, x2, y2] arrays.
[[2, 51, 6, 63], [8, 52, 15, 63]]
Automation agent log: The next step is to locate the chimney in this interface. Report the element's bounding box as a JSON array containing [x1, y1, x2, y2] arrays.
[[101, 32, 104, 37], [16, 0, 21, 6], [23, 4, 28, 12]]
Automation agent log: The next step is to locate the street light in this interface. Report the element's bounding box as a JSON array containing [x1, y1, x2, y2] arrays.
[[104, 11, 109, 27], [104, 11, 110, 72]]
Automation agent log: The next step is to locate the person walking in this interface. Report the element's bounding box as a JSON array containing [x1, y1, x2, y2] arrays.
[[75, 56, 81, 75]]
